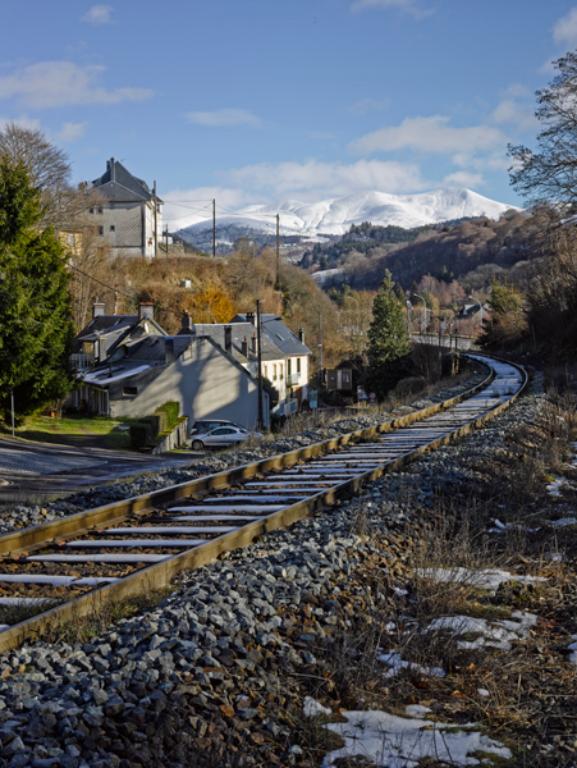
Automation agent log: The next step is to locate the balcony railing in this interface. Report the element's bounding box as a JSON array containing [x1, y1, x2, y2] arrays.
[[70, 352, 94, 371]]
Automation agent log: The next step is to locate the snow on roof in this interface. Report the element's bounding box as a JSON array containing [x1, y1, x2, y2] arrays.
[[81, 364, 151, 386]]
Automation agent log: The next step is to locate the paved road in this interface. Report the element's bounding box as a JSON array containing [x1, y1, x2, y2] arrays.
[[0, 436, 196, 502]]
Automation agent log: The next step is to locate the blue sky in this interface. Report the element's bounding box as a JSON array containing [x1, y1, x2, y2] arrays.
[[2, 0, 577, 227]]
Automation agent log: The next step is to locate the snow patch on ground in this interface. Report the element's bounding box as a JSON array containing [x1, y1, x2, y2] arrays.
[[378, 651, 445, 679], [488, 518, 540, 535], [426, 610, 538, 651], [546, 477, 566, 497], [416, 566, 546, 593], [322, 709, 511, 767], [549, 517, 577, 528], [303, 696, 332, 718]]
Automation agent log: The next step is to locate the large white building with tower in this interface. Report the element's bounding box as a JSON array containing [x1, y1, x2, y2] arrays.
[[87, 158, 162, 259]]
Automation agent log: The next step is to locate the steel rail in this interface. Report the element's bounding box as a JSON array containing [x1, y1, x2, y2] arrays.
[[0, 355, 526, 653]]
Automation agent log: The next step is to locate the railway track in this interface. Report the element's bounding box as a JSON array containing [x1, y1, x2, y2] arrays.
[[0, 355, 526, 653]]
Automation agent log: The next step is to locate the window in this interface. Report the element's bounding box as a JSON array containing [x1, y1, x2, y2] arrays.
[[97, 206, 103, 214], [273, 364, 277, 381], [287, 359, 292, 375], [280, 365, 284, 380], [110, 224, 115, 232], [297, 357, 301, 373], [98, 225, 104, 236], [122, 386, 138, 397], [89, 207, 94, 214], [211, 427, 237, 435]]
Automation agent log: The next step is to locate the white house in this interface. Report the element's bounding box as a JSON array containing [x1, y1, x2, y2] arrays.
[[75, 334, 267, 431], [87, 158, 162, 259], [189, 312, 312, 416]]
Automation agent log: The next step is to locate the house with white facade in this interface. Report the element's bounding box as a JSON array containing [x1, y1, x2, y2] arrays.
[[87, 158, 162, 259], [74, 333, 267, 430], [188, 312, 312, 416]]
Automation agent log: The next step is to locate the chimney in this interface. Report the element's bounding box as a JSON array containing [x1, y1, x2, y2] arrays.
[[109, 157, 116, 182], [165, 338, 175, 365], [241, 337, 248, 358], [298, 328, 305, 344], [180, 310, 193, 334], [139, 301, 155, 320], [224, 325, 232, 352], [246, 311, 256, 326], [92, 301, 105, 318], [251, 335, 257, 354]]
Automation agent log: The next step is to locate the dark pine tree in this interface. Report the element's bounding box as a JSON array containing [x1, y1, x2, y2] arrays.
[[367, 270, 411, 398], [0, 158, 74, 424]]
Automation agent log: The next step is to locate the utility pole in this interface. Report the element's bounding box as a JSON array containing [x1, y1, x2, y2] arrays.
[[275, 213, 280, 291], [318, 310, 324, 392], [212, 198, 216, 258], [163, 226, 169, 256], [152, 180, 158, 259], [256, 299, 264, 431], [10, 389, 15, 438]]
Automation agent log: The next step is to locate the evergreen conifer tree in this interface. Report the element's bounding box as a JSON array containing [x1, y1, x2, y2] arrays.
[[367, 270, 410, 397], [0, 158, 73, 424]]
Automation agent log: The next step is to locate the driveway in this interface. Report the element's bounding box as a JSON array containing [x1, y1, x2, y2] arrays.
[[0, 436, 196, 502]]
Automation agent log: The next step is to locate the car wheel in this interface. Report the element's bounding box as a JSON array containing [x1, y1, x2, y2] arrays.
[[192, 440, 205, 450]]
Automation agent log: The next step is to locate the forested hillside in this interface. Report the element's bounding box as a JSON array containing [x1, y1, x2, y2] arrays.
[[305, 209, 552, 294]]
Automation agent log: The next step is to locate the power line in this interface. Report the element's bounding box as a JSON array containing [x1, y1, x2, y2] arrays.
[[68, 263, 134, 301]]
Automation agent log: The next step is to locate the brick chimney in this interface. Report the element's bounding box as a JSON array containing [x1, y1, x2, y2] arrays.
[[139, 301, 155, 320], [251, 335, 257, 354], [180, 310, 193, 334], [92, 301, 105, 318], [224, 325, 232, 352], [241, 337, 248, 357], [298, 328, 305, 344]]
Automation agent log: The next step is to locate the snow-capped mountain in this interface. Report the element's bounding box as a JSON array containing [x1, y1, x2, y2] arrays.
[[174, 188, 518, 248]]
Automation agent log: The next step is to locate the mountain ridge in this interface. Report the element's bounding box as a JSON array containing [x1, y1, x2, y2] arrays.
[[174, 187, 518, 247]]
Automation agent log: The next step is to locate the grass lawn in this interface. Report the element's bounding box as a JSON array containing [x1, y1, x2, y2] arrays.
[[15, 415, 136, 450]]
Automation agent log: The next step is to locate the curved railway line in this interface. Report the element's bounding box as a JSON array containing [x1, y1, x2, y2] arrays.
[[0, 354, 526, 653]]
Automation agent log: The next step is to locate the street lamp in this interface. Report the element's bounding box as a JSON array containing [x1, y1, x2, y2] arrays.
[[407, 292, 429, 336]]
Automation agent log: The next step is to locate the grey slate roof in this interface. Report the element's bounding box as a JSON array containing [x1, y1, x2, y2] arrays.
[[189, 323, 282, 363], [91, 158, 161, 203], [76, 315, 138, 341], [80, 334, 258, 390], [233, 314, 310, 357]]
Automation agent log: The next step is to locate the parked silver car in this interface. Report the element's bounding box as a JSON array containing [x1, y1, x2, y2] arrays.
[[190, 425, 260, 450]]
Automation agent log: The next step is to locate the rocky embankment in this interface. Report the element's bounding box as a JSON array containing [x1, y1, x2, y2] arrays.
[[1, 373, 574, 767]]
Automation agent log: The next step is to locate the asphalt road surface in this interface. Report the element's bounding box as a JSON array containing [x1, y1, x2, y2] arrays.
[[0, 436, 196, 502]]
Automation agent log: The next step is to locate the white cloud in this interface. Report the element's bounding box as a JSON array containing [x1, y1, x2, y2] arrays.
[[83, 5, 113, 25], [225, 158, 427, 197], [443, 170, 485, 188], [351, 0, 432, 19], [491, 98, 536, 131], [351, 115, 505, 156], [0, 115, 41, 131], [186, 108, 261, 127], [553, 7, 577, 46], [57, 121, 86, 142], [0, 61, 152, 109]]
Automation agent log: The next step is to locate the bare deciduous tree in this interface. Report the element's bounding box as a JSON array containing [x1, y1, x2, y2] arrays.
[[0, 122, 97, 228], [509, 51, 577, 207]]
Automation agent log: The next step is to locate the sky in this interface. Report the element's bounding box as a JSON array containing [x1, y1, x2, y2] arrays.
[[1, 0, 577, 229]]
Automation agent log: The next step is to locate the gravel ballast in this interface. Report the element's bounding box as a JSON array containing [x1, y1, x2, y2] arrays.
[[0, 371, 485, 535], [0, 374, 548, 767]]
